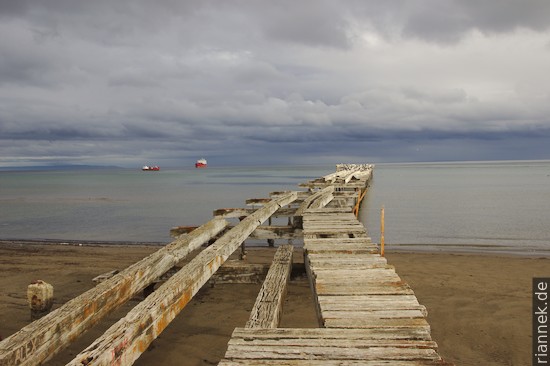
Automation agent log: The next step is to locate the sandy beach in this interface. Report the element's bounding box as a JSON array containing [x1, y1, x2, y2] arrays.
[[0, 241, 547, 366]]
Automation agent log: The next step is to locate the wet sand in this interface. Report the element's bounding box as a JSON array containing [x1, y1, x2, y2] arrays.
[[0, 241, 547, 365]]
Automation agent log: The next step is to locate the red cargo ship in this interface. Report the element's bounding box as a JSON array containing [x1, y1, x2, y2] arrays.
[[195, 158, 207, 168]]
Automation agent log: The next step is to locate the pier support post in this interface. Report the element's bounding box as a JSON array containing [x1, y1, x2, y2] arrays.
[[27, 280, 54, 320], [381, 205, 385, 256]]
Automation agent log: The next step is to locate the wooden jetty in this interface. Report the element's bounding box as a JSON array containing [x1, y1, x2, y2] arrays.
[[0, 164, 451, 365]]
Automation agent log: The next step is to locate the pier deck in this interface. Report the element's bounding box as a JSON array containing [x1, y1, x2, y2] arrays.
[[0, 164, 451, 365], [219, 186, 449, 365]]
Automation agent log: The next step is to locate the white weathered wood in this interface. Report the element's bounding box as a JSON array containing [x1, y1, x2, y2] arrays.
[[0, 218, 229, 366], [227, 337, 437, 349], [323, 317, 431, 329], [229, 327, 433, 340], [65, 192, 298, 366], [315, 282, 414, 296], [294, 186, 334, 218], [246, 245, 293, 328], [223, 345, 440, 361]]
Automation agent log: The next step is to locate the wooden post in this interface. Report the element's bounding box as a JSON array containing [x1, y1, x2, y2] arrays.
[[267, 218, 274, 247], [380, 205, 385, 257], [27, 281, 54, 320]]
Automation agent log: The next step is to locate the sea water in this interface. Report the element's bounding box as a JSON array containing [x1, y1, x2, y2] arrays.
[[362, 160, 550, 255], [1, 161, 549, 255]]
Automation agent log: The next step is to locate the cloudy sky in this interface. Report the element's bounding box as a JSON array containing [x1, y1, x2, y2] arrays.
[[1, 0, 550, 168]]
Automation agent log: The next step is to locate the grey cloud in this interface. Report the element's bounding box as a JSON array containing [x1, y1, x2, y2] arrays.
[[401, 0, 550, 42], [1, 1, 550, 167]]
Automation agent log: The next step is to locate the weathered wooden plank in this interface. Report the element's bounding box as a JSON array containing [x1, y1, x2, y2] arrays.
[[320, 304, 428, 317], [318, 295, 427, 315], [223, 345, 441, 361], [309, 264, 391, 272], [302, 226, 367, 233], [304, 236, 373, 242], [302, 212, 358, 219], [229, 327, 433, 341], [307, 254, 387, 262], [322, 309, 426, 320], [303, 227, 366, 234], [307, 256, 388, 266], [227, 337, 437, 349], [312, 270, 400, 280], [65, 192, 298, 366], [315, 282, 414, 295], [302, 218, 360, 225], [301, 207, 352, 213], [219, 360, 452, 365], [0, 218, 229, 366], [306, 247, 379, 254], [303, 218, 362, 223], [308, 264, 391, 272], [246, 245, 293, 328], [323, 317, 431, 329]]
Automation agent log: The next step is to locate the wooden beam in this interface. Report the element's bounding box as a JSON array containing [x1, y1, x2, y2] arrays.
[[65, 192, 298, 366], [0, 218, 229, 366], [245, 245, 294, 329]]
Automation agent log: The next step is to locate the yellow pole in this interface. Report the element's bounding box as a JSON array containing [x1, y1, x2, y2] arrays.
[[380, 205, 385, 256], [353, 190, 361, 217]]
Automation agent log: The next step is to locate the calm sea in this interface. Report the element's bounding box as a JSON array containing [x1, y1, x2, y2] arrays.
[[1, 161, 549, 255]]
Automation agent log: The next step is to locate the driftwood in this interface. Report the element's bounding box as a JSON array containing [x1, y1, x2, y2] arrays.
[[0, 218, 229, 366], [65, 191, 298, 366]]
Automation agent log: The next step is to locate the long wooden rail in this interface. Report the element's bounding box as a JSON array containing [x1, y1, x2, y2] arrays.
[[65, 192, 298, 365], [0, 218, 229, 366], [0, 164, 451, 365]]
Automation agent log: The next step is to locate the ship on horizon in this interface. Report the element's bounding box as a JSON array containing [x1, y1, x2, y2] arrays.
[[142, 165, 160, 171], [195, 158, 207, 168]]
